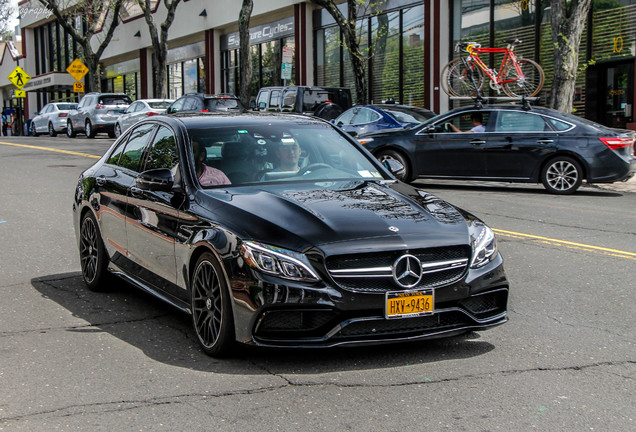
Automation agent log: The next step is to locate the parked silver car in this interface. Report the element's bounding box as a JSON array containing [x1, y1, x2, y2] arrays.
[[66, 92, 132, 138], [114, 99, 174, 137], [30, 102, 78, 137]]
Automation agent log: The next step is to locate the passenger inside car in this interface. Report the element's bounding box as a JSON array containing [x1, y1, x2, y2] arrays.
[[191, 140, 231, 187]]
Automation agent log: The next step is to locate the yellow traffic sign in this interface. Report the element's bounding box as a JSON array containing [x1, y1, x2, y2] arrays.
[[67, 59, 89, 82], [8, 66, 30, 89], [73, 81, 85, 93], [14, 90, 26, 98]]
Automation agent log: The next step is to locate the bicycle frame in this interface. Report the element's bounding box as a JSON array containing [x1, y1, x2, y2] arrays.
[[464, 45, 524, 85]]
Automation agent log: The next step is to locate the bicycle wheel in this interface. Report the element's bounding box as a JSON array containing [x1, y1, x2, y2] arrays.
[[502, 58, 544, 98], [443, 59, 484, 97]]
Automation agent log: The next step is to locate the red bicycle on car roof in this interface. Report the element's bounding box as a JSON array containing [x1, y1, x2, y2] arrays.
[[442, 38, 545, 98]]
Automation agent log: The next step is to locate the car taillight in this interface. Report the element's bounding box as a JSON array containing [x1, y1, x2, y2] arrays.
[[146, 112, 159, 116], [599, 137, 634, 150], [95, 104, 105, 109], [201, 109, 209, 112], [58, 113, 68, 117]]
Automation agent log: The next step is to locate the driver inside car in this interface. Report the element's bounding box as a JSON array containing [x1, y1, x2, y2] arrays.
[[271, 139, 302, 173]]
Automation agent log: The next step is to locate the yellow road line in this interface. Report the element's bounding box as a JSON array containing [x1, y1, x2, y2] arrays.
[[493, 228, 636, 260], [0, 141, 101, 159]]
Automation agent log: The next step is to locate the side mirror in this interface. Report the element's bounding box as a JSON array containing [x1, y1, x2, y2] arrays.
[[382, 159, 405, 179], [424, 125, 436, 133], [249, 101, 256, 109], [136, 168, 174, 192], [257, 102, 266, 110]]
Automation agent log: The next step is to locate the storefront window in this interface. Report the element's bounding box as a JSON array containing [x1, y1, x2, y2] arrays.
[[402, 6, 425, 106], [183, 59, 199, 94], [317, 27, 342, 88], [372, 12, 400, 104], [169, 63, 183, 99]]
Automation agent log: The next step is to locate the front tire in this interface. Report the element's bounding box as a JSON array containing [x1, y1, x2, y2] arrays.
[[376, 149, 412, 182], [79, 212, 110, 291], [67, 121, 76, 138], [48, 122, 57, 137], [541, 156, 583, 194], [190, 252, 234, 357]]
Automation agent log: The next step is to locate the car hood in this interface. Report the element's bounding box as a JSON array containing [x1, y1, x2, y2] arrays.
[[199, 180, 471, 254]]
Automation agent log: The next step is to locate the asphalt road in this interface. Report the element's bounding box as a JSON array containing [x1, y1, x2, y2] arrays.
[[0, 135, 634, 431]]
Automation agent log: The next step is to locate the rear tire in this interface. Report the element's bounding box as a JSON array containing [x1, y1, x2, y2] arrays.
[[502, 59, 544, 98], [48, 122, 57, 137], [541, 156, 582, 194], [190, 252, 235, 357], [376, 149, 412, 182], [67, 121, 76, 138], [79, 212, 110, 292], [85, 120, 95, 138]]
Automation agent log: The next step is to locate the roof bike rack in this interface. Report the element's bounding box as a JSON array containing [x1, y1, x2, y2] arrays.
[[448, 96, 540, 110]]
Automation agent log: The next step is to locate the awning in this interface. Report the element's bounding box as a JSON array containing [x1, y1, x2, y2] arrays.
[[22, 72, 78, 92]]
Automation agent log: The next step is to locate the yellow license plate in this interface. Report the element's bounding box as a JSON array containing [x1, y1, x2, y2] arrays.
[[386, 289, 434, 319]]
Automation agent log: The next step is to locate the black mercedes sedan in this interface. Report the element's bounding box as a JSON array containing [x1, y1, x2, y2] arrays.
[[73, 113, 508, 356], [358, 104, 636, 194]]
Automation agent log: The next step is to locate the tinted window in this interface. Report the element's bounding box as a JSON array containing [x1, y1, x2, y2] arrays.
[[282, 91, 297, 111], [170, 98, 185, 112], [352, 108, 381, 124], [205, 98, 242, 111], [118, 124, 155, 171], [182, 97, 197, 110], [547, 117, 572, 131], [100, 95, 132, 105], [143, 126, 179, 171], [269, 91, 281, 109], [443, 111, 490, 133], [257, 91, 270, 107], [384, 107, 433, 123], [495, 112, 549, 132], [147, 101, 172, 109], [56, 103, 76, 110]]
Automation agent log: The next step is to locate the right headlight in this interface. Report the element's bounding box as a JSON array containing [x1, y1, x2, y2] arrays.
[[241, 241, 320, 282], [469, 222, 498, 269]]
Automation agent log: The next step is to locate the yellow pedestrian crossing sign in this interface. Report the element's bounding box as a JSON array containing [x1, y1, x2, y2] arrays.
[[67, 59, 89, 82], [8, 66, 30, 89]]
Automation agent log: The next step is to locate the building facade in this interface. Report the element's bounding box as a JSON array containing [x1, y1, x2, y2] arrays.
[[4, 0, 636, 131]]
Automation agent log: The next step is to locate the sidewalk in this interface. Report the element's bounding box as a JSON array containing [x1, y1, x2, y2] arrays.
[[586, 174, 636, 193]]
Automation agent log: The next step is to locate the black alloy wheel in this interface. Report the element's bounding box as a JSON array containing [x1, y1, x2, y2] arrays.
[[85, 120, 95, 138], [31, 124, 38, 136], [67, 121, 76, 138], [376, 149, 412, 182], [48, 122, 57, 137], [541, 156, 583, 195], [79, 212, 110, 291], [190, 252, 234, 356]]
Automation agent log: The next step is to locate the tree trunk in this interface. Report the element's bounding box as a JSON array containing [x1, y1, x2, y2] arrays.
[[550, 0, 592, 113], [239, 0, 254, 107]]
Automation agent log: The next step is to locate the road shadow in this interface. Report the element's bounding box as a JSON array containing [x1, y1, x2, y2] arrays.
[[413, 180, 624, 197], [32, 272, 496, 374]]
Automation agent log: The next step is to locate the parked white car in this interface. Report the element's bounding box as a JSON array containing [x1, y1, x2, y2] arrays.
[[31, 102, 78, 137], [115, 99, 174, 137]]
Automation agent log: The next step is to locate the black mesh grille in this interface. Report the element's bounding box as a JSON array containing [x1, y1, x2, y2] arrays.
[[335, 312, 469, 339], [460, 290, 508, 318], [326, 246, 470, 293], [256, 310, 338, 336]]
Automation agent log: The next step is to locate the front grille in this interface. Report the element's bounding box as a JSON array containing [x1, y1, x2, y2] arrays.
[[335, 311, 469, 339], [326, 246, 470, 293]]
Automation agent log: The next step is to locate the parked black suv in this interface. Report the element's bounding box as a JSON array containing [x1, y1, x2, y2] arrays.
[[255, 86, 353, 120], [167, 94, 246, 114]]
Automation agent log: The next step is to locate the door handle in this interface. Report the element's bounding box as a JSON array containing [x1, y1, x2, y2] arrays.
[[130, 186, 143, 197], [537, 139, 554, 144], [96, 176, 106, 186], [470, 140, 486, 145]]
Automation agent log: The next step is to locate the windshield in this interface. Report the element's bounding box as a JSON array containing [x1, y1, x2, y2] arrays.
[[204, 98, 244, 111], [188, 121, 386, 188], [384, 107, 434, 123], [100, 96, 132, 105], [56, 103, 77, 110]]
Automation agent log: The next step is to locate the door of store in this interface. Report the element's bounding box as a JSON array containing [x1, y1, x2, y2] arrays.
[[586, 59, 634, 129]]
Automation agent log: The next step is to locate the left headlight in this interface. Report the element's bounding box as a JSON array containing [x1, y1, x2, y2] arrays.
[[469, 222, 498, 269], [241, 241, 320, 282]]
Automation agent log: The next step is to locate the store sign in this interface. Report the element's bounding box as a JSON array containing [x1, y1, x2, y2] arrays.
[[222, 18, 295, 50]]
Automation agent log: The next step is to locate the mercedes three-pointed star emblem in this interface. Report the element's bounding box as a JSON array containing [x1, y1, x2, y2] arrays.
[[392, 254, 423, 288]]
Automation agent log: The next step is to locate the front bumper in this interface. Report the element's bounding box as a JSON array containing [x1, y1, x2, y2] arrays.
[[228, 255, 509, 348]]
